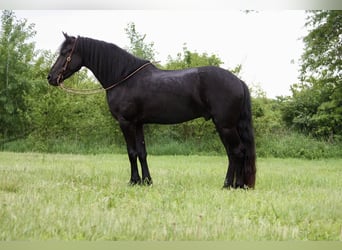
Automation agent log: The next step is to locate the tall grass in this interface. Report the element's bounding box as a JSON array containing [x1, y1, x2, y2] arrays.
[[256, 131, 342, 159], [2, 130, 341, 159], [0, 152, 341, 240]]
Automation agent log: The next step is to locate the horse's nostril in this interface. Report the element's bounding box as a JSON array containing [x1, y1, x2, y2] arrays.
[[47, 74, 51, 80]]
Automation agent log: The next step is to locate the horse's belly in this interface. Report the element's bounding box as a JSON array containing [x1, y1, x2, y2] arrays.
[[145, 112, 201, 124], [142, 97, 205, 124]]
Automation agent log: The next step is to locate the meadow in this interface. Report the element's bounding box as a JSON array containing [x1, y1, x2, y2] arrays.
[[0, 152, 341, 240]]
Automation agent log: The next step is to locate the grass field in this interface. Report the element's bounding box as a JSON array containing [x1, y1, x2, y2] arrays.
[[0, 152, 341, 240]]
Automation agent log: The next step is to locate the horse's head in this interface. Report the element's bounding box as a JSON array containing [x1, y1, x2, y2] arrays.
[[47, 32, 82, 86]]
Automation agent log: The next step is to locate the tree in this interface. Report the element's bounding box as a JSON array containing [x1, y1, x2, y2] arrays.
[[124, 22, 156, 61], [281, 10, 342, 140], [0, 10, 36, 139], [165, 44, 223, 70], [300, 11, 341, 81]]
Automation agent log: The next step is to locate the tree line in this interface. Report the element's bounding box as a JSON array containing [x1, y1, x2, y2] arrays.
[[0, 10, 341, 157]]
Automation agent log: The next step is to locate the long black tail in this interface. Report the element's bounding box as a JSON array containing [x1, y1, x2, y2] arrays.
[[237, 81, 256, 188]]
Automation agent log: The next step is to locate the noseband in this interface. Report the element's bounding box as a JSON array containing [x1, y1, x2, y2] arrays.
[[57, 37, 78, 85]]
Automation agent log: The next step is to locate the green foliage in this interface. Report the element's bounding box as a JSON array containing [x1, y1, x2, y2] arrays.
[[124, 22, 156, 61], [248, 83, 283, 138], [164, 44, 223, 70], [301, 10, 341, 79], [0, 10, 36, 138], [281, 11, 342, 140], [256, 130, 342, 159], [252, 97, 283, 138]]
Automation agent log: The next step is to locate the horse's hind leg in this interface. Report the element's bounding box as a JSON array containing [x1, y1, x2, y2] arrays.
[[215, 125, 245, 189]]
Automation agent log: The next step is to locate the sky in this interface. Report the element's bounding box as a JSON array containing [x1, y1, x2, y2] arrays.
[[15, 10, 308, 98]]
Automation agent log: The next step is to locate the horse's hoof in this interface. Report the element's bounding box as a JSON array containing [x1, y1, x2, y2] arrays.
[[128, 179, 142, 186], [222, 180, 234, 189], [222, 183, 249, 190], [235, 183, 245, 189], [222, 184, 233, 189], [142, 178, 153, 186]]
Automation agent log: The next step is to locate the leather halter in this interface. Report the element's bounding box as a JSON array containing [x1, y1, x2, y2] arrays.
[[57, 37, 78, 85]]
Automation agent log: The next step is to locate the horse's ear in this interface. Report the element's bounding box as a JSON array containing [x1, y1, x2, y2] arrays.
[[62, 32, 69, 39]]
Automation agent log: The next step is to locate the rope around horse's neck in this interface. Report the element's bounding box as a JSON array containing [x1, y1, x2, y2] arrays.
[[58, 62, 152, 95]]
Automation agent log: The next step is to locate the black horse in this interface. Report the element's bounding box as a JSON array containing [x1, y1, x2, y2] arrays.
[[47, 33, 256, 189]]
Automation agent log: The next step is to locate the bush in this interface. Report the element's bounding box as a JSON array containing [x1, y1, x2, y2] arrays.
[[256, 130, 342, 159]]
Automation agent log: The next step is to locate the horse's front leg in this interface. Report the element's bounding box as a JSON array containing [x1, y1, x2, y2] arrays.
[[136, 123, 152, 185], [120, 121, 141, 185]]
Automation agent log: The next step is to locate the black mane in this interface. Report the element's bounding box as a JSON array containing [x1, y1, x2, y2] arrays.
[[75, 36, 149, 87]]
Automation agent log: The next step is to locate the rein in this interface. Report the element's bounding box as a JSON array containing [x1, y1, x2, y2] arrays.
[[59, 62, 152, 95], [57, 37, 152, 95]]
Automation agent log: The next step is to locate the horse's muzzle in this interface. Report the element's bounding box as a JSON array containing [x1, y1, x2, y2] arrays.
[[47, 74, 60, 86]]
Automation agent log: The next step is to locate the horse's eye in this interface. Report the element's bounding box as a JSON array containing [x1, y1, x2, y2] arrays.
[[61, 48, 71, 56]]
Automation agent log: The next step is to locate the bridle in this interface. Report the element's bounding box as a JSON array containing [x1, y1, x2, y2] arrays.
[[57, 37, 78, 85], [56, 36, 152, 95]]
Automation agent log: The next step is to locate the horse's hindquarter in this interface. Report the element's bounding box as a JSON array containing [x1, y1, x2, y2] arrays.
[[197, 66, 245, 126]]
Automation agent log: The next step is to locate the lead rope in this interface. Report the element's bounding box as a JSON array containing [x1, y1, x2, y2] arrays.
[[59, 62, 152, 95]]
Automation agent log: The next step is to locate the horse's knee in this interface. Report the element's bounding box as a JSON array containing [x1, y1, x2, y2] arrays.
[[127, 148, 137, 161]]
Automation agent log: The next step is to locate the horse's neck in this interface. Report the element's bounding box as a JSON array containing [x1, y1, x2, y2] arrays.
[[80, 38, 146, 88]]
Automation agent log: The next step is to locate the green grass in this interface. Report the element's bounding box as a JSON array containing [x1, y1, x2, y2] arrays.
[[3, 130, 342, 158], [0, 152, 341, 240]]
